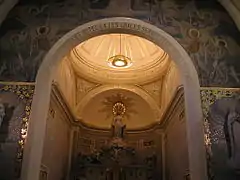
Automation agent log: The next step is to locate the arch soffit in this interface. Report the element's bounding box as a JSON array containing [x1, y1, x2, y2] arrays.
[[74, 84, 161, 121]]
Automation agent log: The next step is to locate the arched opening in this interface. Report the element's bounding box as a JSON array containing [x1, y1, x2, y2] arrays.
[[21, 18, 207, 180]]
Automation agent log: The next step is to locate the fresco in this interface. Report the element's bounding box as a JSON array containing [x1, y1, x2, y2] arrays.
[[0, 0, 240, 87], [0, 83, 34, 180], [201, 88, 240, 180]]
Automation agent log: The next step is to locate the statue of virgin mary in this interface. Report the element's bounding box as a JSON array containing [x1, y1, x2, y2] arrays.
[[112, 114, 126, 139], [111, 102, 126, 139]]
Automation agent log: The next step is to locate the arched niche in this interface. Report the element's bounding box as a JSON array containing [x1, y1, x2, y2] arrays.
[[21, 18, 207, 180]]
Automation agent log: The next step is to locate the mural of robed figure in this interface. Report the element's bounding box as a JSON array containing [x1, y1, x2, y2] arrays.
[[0, 103, 6, 127], [209, 97, 240, 179], [0, 93, 20, 180], [0, 101, 15, 150]]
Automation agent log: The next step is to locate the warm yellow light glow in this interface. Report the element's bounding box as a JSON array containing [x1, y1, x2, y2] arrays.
[[108, 55, 132, 68], [113, 59, 127, 67]]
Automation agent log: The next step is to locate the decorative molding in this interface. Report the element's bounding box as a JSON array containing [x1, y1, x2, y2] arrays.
[[75, 76, 100, 105], [137, 79, 163, 109]]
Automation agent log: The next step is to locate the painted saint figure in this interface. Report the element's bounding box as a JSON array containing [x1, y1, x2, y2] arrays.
[[224, 108, 240, 171], [0, 103, 5, 127]]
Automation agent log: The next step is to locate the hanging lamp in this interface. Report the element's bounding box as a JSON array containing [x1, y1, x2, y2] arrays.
[[108, 34, 132, 68]]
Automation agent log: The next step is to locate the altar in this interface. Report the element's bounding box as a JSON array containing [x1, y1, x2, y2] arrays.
[[71, 102, 158, 180], [82, 165, 149, 180]]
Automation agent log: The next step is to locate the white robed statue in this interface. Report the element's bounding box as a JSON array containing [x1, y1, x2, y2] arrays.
[[112, 114, 126, 138], [111, 102, 126, 139]]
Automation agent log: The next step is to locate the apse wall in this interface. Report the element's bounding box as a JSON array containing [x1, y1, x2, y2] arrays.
[[41, 87, 73, 180]]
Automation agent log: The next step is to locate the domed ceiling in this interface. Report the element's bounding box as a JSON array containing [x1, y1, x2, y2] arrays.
[[70, 33, 170, 84], [79, 89, 156, 129], [54, 33, 182, 130]]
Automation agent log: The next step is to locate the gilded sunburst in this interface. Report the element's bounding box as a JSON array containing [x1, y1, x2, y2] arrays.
[[99, 93, 137, 119]]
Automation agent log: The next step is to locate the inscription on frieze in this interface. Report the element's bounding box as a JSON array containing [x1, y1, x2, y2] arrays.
[[73, 21, 152, 41]]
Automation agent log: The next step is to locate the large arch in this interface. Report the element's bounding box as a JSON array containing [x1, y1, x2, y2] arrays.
[[21, 18, 207, 180]]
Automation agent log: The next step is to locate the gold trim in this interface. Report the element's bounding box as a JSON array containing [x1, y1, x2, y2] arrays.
[[0, 81, 35, 85]]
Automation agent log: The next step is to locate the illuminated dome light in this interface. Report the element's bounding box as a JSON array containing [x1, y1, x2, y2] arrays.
[[108, 55, 132, 69], [113, 59, 126, 67]]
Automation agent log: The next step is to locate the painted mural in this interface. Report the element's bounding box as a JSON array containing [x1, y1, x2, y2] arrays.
[[201, 88, 240, 180], [0, 83, 34, 180], [0, 0, 240, 87]]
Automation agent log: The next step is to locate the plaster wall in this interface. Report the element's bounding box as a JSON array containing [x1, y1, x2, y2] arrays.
[[41, 90, 72, 180], [164, 97, 189, 180], [54, 56, 76, 109], [162, 62, 181, 113]]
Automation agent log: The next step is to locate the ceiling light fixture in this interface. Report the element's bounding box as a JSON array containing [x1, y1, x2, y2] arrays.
[[107, 34, 132, 68], [108, 55, 132, 68]]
